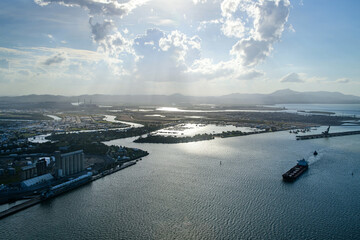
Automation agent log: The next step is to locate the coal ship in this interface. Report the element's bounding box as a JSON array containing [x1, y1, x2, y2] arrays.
[[282, 159, 308, 182]]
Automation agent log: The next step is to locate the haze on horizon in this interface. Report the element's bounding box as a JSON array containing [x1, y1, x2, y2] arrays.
[[0, 0, 359, 97]]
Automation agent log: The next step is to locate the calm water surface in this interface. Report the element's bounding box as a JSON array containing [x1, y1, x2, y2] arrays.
[[1, 127, 360, 239]]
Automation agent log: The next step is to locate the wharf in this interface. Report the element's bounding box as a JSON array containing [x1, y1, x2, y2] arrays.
[[0, 160, 138, 220], [92, 161, 137, 181], [0, 196, 41, 219], [296, 130, 360, 140]]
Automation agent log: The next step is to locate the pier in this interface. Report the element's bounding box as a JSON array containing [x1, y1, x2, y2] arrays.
[[296, 130, 360, 140]]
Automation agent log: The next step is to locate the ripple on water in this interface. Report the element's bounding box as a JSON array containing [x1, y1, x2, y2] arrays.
[[1, 131, 360, 239]]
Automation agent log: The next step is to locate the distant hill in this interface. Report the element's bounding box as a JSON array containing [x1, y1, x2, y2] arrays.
[[0, 89, 359, 106]]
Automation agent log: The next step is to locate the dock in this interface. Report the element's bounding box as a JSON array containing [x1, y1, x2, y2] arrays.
[[296, 130, 360, 140], [0, 160, 138, 220], [0, 196, 41, 219]]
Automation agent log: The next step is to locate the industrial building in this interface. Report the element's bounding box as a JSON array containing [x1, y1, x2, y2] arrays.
[[20, 173, 54, 189], [21, 165, 37, 180], [55, 150, 84, 177], [36, 159, 47, 176], [21, 158, 49, 180]]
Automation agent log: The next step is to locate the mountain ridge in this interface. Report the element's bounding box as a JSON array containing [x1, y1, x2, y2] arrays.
[[0, 89, 359, 105]]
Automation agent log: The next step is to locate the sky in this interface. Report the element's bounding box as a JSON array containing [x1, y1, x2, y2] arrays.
[[0, 0, 359, 96]]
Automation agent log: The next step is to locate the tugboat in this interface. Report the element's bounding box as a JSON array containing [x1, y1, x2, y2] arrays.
[[282, 159, 308, 182], [313, 150, 318, 156]]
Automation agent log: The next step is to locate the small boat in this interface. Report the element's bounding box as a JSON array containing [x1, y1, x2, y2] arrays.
[[282, 159, 308, 182], [313, 151, 318, 156]]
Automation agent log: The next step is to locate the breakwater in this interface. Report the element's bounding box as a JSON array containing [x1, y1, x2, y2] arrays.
[[296, 130, 360, 140]]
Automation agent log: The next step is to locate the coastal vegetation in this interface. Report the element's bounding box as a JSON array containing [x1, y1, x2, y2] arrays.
[[134, 130, 266, 144], [135, 133, 215, 143], [46, 124, 162, 143], [0, 113, 52, 120]]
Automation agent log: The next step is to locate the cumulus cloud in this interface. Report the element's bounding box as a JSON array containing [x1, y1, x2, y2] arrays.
[[33, 0, 289, 85], [43, 53, 66, 65], [132, 28, 265, 82], [159, 30, 201, 64], [35, 0, 147, 69], [231, 38, 272, 67], [252, 0, 290, 41], [97, 31, 136, 59], [201, 0, 290, 67], [132, 28, 202, 82], [280, 72, 304, 83], [197, 19, 220, 31], [0, 59, 9, 69], [221, 18, 245, 38], [230, 0, 290, 66], [34, 0, 149, 17], [89, 18, 113, 42]]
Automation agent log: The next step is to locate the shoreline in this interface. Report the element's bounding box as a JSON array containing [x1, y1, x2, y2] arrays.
[[0, 157, 143, 220]]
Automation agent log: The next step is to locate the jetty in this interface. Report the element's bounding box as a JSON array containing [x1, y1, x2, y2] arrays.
[[296, 126, 360, 140]]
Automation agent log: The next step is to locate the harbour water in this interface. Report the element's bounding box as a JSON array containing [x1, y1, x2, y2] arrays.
[[1, 126, 360, 239]]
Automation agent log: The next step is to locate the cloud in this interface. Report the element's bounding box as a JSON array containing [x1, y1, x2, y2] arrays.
[[288, 24, 295, 33], [0, 46, 133, 93], [47, 34, 54, 40], [236, 69, 264, 80], [0, 59, 9, 69], [280, 72, 329, 83], [218, 0, 291, 66], [280, 72, 304, 83], [252, 0, 290, 41], [335, 78, 350, 84], [31, 0, 290, 87], [231, 38, 272, 67], [35, 0, 149, 17], [187, 58, 234, 79], [187, 58, 265, 82], [221, 18, 245, 38], [97, 31, 136, 60], [18, 70, 30, 76], [193, 0, 207, 5], [89, 18, 113, 42], [145, 16, 177, 26], [35, 0, 146, 71], [133, 28, 265, 82], [43, 53, 66, 65], [159, 30, 201, 63], [133, 29, 201, 82], [197, 19, 220, 31]]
